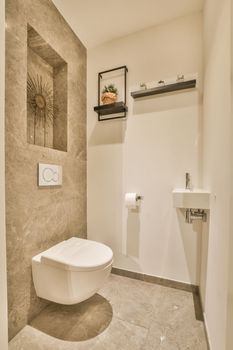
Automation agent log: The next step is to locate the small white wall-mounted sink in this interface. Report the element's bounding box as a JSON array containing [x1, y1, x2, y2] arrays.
[[172, 189, 210, 209]]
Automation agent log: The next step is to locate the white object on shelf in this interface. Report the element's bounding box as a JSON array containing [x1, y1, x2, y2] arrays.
[[38, 163, 62, 187], [172, 188, 210, 210]]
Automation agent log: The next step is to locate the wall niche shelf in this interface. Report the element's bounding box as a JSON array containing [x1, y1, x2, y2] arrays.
[[131, 79, 196, 99], [94, 66, 128, 121], [27, 25, 68, 151]]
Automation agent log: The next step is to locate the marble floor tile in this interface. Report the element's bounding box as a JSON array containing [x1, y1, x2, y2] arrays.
[[29, 294, 113, 342], [144, 319, 208, 350], [9, 325, 100, 350], [100, 274, 164, 306], [9, 273, 208, 350], [92, 317, 148, 350]]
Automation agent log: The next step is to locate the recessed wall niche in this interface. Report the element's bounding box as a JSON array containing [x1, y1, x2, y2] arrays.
[[27, 25, 67, 151]]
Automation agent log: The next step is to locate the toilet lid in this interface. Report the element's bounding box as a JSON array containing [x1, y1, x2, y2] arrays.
[[40, 237, 113, 272]]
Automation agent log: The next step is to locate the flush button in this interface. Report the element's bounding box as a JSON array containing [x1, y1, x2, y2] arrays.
[[38, 163, 62, 187]]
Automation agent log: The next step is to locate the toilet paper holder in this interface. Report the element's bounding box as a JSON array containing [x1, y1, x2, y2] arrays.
[[125, 193, 143, 208]]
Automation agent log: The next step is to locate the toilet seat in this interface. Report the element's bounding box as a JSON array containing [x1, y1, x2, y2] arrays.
[[32, 237, 113, 304], [39, 237, 113, 272]]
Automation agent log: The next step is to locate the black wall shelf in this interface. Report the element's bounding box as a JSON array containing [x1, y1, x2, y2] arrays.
[[94, 101, 128, 117], [131, 79, 196, 99], [94, 66, 128, 121]]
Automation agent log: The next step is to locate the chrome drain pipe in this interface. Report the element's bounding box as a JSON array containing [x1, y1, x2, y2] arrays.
[[185, 209, 207, 224]]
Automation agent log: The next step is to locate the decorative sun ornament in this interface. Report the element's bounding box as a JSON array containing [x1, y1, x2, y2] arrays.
[[27, 73, 54, 124], [27, 73, 56, 146]]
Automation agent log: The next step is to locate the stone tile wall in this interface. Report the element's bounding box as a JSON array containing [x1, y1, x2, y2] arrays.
[[5, 0, 86, 339]]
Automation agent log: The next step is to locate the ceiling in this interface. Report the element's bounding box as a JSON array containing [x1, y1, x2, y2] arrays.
[[52, 0, 204, 49]]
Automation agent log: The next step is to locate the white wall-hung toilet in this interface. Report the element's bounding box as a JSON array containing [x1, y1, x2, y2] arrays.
[[32, 237, 113, 305]]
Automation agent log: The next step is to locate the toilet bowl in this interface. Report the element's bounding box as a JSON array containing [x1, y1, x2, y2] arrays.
[[32, 237, 113, 305]]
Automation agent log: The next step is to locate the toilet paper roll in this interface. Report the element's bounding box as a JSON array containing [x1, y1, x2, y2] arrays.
[[125, 193, 138, 209]]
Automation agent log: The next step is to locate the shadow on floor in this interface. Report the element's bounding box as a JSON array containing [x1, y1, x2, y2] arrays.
[[29, 294, 113, 342]]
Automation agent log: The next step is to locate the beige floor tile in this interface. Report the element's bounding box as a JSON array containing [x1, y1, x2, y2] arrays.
[[144, 320, 208, 350], [100, 274, 163, 304], [93, 317, 148, 350], [110, 295, 154, 328], [9, 274, 208, 350], [9, 325, 100, 350], [29, 294, 113, 342]]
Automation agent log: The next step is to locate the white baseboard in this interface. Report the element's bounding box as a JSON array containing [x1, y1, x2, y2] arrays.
[[203, 312, 212, 350]]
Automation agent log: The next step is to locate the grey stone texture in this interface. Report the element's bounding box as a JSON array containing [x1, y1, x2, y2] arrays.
[[9, 274, 209, 349], [5, 0, 86, 340]]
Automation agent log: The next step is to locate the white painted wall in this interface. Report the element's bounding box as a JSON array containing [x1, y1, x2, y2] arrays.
[[87, 13, 203, 284], [201, 0, 232, 349], [0, 0, 8, 348], [52, 0, 203, 49]]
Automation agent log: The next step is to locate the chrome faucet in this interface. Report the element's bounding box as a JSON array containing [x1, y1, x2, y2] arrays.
[[185, 173, 192, 190]]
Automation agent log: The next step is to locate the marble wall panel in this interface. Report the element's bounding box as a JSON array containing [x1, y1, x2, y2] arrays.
[[5, 0, 86, 340]]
